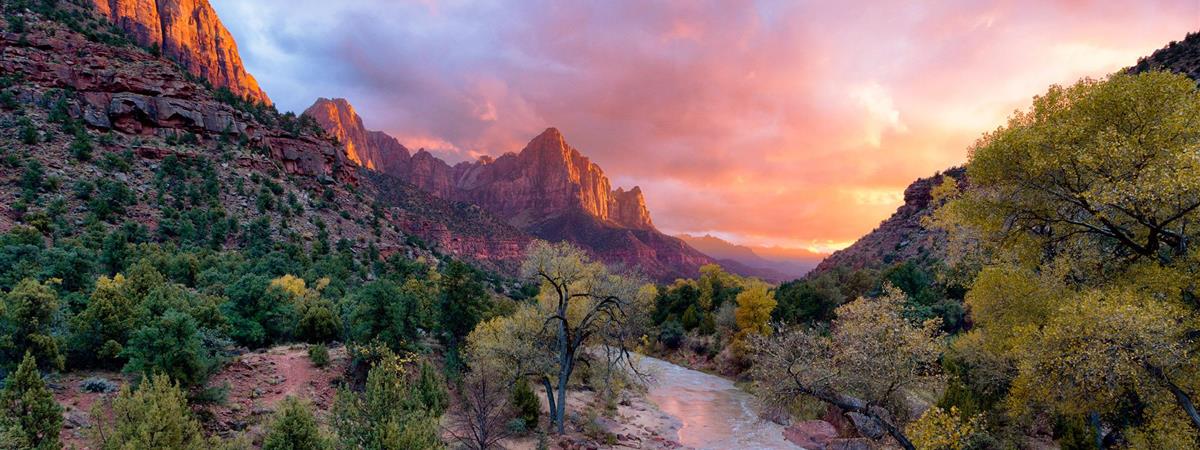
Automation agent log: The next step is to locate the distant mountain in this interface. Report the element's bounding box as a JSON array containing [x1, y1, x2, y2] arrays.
[[90, 0, 270, 104], [678, 234, 822, 281], [304, 98, 727, 281]]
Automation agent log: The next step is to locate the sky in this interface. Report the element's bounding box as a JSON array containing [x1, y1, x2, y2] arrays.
[[211, 0, 1198, 254]]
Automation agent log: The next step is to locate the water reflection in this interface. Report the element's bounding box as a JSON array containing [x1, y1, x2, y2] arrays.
[[640, 356, 801, 450]]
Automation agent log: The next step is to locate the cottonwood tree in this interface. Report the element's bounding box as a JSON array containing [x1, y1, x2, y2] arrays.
[[467, 240, 651, 434], [931, 71, 1200, 444], [751, 287, 943, 450]]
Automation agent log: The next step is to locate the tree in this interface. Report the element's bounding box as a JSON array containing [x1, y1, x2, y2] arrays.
[[773, 274, 844, 324], [0, 352, 62, 450], [930, 71, 1200, 442], [751, 287, 943, 450], [121, 309, 214, 388], [70, 274, 137, 368], [262, 397, 331, 450], [438, 260, 488, 346], [733, 280, 775, 338], [1, 278, 63, 372], [447, 369, 516, 450], [523, 241, 647, 434], [347, 279, 428, 351], [91, 375, 210, 450], [331, 350, 443, 449]]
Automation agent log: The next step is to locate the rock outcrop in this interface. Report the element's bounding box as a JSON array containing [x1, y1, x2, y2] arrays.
[[91, 0, 270, 104], [1130, 31, 1200, 82], [303, 98, 412, 172]]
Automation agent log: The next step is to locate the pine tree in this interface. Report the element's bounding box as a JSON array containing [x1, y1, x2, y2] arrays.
[[91, 374, 208, 450], [0, 352, 63, 450], [1, 278, 64, 372], [512, 376, 540, 431], [262, 397, 330, 450]]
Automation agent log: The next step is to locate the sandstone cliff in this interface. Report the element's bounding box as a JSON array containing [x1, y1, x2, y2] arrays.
[[91, 0, 270, 104]]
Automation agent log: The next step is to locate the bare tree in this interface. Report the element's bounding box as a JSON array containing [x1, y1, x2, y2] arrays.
[[446, 370, 515, 450]]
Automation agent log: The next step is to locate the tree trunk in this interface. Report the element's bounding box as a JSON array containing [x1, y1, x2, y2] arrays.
[[793, 382, 915, 450], [1147, 364, 1200, 432], [540, 377, 558, 433]]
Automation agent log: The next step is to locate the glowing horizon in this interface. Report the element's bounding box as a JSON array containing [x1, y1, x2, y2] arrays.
[[212, 0, 1199, 253]]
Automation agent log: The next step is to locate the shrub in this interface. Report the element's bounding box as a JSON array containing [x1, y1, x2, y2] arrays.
[[308, 344, 330, 368], [658, 320, 685, 350], [90, 374, 210, 450], [512, 377, 540, 431], [79, 377, 119, 394], [263, 397, 331, 450]]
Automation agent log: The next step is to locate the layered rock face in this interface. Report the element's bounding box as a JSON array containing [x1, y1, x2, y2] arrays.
[[91, 0, 270, 104]]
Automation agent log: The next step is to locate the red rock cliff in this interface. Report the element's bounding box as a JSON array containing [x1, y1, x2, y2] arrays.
[[303, 98, 412, 172], [91, 0, 270, 104]]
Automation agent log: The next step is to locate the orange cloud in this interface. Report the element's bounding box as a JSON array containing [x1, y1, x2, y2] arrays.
[[213, 0, 1199, 250]]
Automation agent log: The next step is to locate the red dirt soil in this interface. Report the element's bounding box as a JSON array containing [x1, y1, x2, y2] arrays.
[[52, 344, 348, 449]]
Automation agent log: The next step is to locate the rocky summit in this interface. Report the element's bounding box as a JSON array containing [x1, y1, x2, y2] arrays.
[[90, 0, 270, 104]]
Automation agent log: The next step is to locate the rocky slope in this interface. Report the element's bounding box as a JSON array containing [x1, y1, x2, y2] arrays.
[[1130, 31, 1200, 81], [90, 0, 270, 104], [809, 168, 965, 276]]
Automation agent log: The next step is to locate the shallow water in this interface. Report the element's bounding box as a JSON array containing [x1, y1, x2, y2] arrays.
[[640, 356, 801, 450]]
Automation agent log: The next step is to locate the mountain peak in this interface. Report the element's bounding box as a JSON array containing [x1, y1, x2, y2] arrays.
[[303, 98, 411, 172], [91, 0, 270, 104]]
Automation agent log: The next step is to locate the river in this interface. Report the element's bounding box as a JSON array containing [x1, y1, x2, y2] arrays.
[[639, 356, 801, 450]]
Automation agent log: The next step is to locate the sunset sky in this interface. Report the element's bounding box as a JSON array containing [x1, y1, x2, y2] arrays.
[[211, 0, 1198, 254]]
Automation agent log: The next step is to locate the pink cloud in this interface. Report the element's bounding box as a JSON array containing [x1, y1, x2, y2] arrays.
[[213, 0, 1199, 250]]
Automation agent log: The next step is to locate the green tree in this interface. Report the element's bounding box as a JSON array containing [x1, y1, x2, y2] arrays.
[[70, 274, 137, 368], [931, 71, 1200, 442], [0, 352, 62, 450], [1, 278, 63, 372], [733, 280, 776, 338], [512, 376, 540, 430], [91, 374, 210, 450], [262, 397, 331, 450], [347, 279, 427, 351], [121, 309, 214, 388], [438, 260, 488, 346]]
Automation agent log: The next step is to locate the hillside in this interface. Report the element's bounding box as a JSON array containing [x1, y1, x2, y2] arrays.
[[808, 168, 965, 276], [0, 0, 546, 282]]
